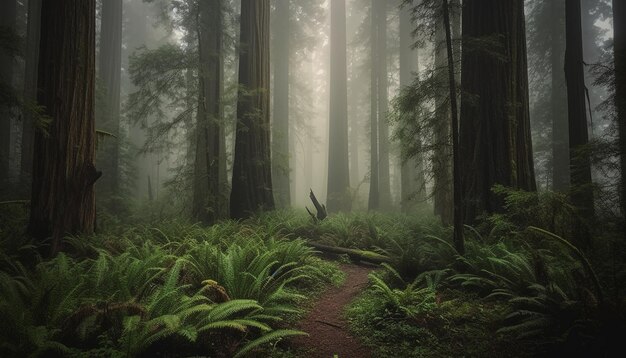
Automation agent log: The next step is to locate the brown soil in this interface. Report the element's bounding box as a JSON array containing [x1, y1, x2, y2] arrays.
[[291, 264, 372, 358]]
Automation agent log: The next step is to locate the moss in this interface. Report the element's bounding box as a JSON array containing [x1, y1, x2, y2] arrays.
[[346, 289, 528, 357]]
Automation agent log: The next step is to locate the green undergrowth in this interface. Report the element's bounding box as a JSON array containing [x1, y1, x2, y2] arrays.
[[0, 216, 343, 357], [2, 191, 624, 357]]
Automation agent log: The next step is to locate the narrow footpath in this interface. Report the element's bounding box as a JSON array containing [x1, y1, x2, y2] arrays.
[[291, 264, 373, 358]]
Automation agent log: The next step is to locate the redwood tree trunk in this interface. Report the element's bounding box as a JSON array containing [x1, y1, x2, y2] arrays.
[[550, 0, 569, 191], [271, 0, 291, 208], [376, 0, 391, 209], [230, 0, 274, 219], [193, 0, 223, 224], [368, 0, 379, 211], [326, 0, 351, 212], [29, 0, 99, 253], [459, 0, 536, 224], [565, 0, 594, 245]]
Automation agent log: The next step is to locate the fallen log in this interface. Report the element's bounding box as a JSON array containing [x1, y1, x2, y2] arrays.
[[306, 241, 391, 264]]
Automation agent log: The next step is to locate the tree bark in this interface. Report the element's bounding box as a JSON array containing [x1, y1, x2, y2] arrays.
[[326, 0, 351, 212], [29, 0, 99, 254], [550, 0, 569, 192], [459, 0, 536, 224], [368, 0, 379, 211], [271, 0, 291, 208], [193, 0, 224, 224], [565, 0, 594, 246], [613, 0, 626, 222], [230, 0, 274, 219]]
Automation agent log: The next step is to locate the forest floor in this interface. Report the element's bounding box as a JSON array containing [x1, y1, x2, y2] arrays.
[[291, 263, 373, 358]]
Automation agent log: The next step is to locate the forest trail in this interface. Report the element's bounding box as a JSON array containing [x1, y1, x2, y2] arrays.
[[291, 263, 372, 358]]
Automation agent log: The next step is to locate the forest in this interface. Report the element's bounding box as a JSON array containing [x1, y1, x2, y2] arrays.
[[0, 0, 624, 357]]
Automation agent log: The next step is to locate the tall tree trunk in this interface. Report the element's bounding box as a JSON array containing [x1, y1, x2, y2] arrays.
[[442, 0, 464, 254], [29, 0, 99, 254], [272, 0, 291, 208], [20, 0, 42, 191], [97, 0, 123, 200], [551, 0, 569, 191], [376, 0, 391, 209], [433, 15, 453, 224], [368, 0, 379, 211], [0, 0, 17, 188], [613, 0, 626, 221], [399, 0, 425, 213], [326, 0, 351, 212], [230, 0, 274, 219], [459, 0, 536, 224], [193, 0, 223, 224], [565, 0, 594, 246]]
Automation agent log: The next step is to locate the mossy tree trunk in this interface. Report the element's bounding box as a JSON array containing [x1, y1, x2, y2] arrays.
[[29, 0, 99, 254], [230, 0, 274, 219]]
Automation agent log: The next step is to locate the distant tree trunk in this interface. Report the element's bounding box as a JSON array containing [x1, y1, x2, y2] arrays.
[[20, 0, 42, 189], [399, 0, 425, 213], [97, 0, 122, 199], [368, 0, 379, 211], [29, 0, 99, 254], [376, 0, 391, 209], [551, 0, 569, 192], [433, 15, 453, 224], [0, 0, 17, 187], [565, 0, 594, 246], [326, 0, 351, 212], [613, 0, 626, 220], [272, 0, 291, 208], [230, 0, 274, 219], [193, 0, 223, 224], [459, 0, 536, 224], [442, 0, 464, 254]]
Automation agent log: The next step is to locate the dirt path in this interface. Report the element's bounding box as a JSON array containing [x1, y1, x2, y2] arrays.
[[291, 264, 372, 358]]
